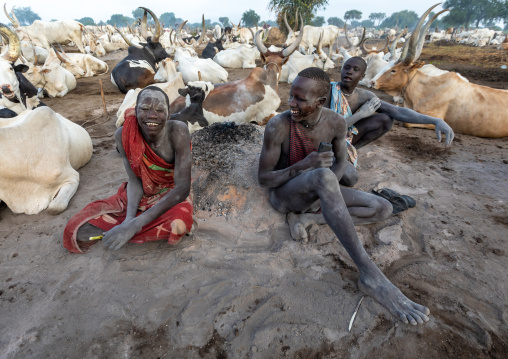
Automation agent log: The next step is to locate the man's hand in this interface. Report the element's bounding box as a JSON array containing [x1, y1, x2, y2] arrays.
[[357, 97, 381, 119], [434, 119, 454, 147], [102, 221, 140, 251], [303, 151, 334, 169]]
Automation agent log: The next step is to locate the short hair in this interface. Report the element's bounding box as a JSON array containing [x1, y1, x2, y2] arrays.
[[135, 86, 170, 115], [297, 67, 331, 98], [345, 56, 367, 73]]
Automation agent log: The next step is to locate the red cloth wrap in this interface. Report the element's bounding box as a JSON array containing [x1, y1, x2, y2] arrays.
[[288, 119, 317, 166], [63, 108, 193, 254]]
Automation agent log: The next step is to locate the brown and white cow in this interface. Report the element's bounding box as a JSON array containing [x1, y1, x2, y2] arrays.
[[371, 4, 508, 138]]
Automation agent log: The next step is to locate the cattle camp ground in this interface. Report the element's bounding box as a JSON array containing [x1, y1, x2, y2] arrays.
[[1, 20, 508, 359]]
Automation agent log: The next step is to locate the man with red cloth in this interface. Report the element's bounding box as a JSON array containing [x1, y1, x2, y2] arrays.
[[258, 67, 431, 326], [63, 87, 193, 253]]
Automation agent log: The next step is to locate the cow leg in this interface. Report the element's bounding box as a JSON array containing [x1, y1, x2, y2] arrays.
[[47, 177, 79, 214]]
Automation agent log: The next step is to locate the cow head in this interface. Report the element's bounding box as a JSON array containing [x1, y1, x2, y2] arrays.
[[154, 58, 179, 83], [47, 45, 86, 78], [0, 23, 22, 102], [175, 15, 206, 51], [314, 32, 335, 70], [371, 4, 448, 93]]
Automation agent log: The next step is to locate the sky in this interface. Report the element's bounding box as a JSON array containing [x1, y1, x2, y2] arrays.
[[5, 1, 449, 25]]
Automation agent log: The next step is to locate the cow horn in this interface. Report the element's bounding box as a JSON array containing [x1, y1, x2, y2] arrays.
[[238, 20, 241, 28], [401, 3, 440, 65], [198, 71, 202, 81], [293, 9, 299, 32], [389, 29, 407, 59], [254, 29, 267, 53], [247, 27, 255, 43], [282, 12, 304, 57], [139, 10, 148, 40], [192, 15, 205, 48], [262, 26, 271, 42], [9, 5, 20, 28], [283, 12, 292, 33], [362, 36, 389, 54], [3, 4, 16, 27], [169, 28, 173, 45], [344, 23, 352, 48], [398, 34, 411, 63], [176, 21, 189, 47], [115, 27, 143, 48], [415, 9, 449, 60], [0, 23, 20, 62], [51, 44, 67, 63]]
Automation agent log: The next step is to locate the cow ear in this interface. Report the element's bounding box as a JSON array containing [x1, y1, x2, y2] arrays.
[[42, 68, 52, 74], [282, 57, 289, 66], [260, 53, 266, 63], [175, 61, 179, 66], [411, 62, 425, 71], [13, 64, 29, 73]]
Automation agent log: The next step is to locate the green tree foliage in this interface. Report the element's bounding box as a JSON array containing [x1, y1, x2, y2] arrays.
[[311, 16, 325, 26], [369, 12, 386, 26], [219, 17, 230, 27], [361, 19, 375, 28], [327, 17, 344, 27], [12, 7, 41, 26], [443, 0, 504, 29], [241, 9, 261, 27], [132, 8, 144, 19], [380, 10, 419, 29], [107, 14, 135, 26], [76, 17, 95, 26], [268, 0, 329, 34], [344, 10, 362, 21], [160, 12, 176, 27], [263, 20, 278, 27]]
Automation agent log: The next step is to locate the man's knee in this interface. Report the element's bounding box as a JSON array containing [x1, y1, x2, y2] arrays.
[[311, 168, 339, 189], [339, 165, 359, 187], [378, 113, 394, 133]]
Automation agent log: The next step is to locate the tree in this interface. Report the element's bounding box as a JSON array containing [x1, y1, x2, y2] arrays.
[[268, 0, 329, 34], [160, 12, 176, 27], [219, 17, 230, 27], [107, 14, 134, 26], [241, 9, 261, 27], [344, 10, 362, 22], [328, 17, 344, 27], [380, 10, 419, 29], [262, 20, 278, 27], [312, 16, 325, 26], [443, 0, 503, 29], [132, 8, 144, 19], [361, 19, 375, 28], [369, 12, 386, 27], [76, 17, 95, 26], [12, 7, 41, 26]]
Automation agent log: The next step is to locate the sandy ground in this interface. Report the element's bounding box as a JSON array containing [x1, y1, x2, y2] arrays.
[[0, 44, 507, 358]]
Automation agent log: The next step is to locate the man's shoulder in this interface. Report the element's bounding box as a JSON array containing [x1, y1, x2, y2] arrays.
[[355, 87, 377, 101], [167, 120, 190, 144], [266, 111, 291, 130]]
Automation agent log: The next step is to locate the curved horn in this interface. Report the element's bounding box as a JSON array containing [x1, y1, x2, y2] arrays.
[[0, 23, 20, 62], [115, 27, 143, 48], [247, 27, 255, 43], [3, 4, 16, 27], [344, 23, 352, 48], [415, 9, 449, 60], [139, 7, 162, 42], [282, 12, 304, 57], [262, 26, 271, 42], [254, 29, 267, 53], [389, 28, 407, 59], [10, 5, 20, 28], [139, 10, 148, 40], [362, 37, 389, 54], [293, 9, 299, 32], [176, 20, 189, 47], [397, 34, 411, 64], [192, 14, 205, 48], [402, 3, 440, 65], [357, 27, 366, 47], [283, 11, 292, 33], [169, 28, 173, 45], [51, 44, 67, 63]]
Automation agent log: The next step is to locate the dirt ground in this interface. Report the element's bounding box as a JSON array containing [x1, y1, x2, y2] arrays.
[[0, 43, 507, 358]]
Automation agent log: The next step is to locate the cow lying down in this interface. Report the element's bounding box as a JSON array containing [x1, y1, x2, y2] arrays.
[[0, 107, 93, 214]]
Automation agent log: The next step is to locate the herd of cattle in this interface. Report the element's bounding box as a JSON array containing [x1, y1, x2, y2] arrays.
[[0, 4, 507, 215]]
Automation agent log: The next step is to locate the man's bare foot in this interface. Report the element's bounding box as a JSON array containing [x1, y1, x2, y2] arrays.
[[357, 264, 430, 325], [287, 212, 326, 243]]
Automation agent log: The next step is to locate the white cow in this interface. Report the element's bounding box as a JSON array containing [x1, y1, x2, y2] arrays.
[[0, 107, 92, 214], [20, 42, 48, 65], [24, 61, 77, 98], [213, 45, 257, 69], [174, 47, 228, 84], [5, 4, 86, 54]]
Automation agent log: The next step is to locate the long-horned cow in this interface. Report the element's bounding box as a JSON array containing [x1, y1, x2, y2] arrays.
[[4, 4, 86, 54], [0, 23, 46, 117], [110, 7, 169, 94], [371, 3, 508, 137]]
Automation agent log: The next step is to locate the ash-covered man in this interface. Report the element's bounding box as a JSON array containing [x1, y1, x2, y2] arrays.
[[258, 67, 430, 325], [63, 86, 193, 253], [329, 56, 454, 186]]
